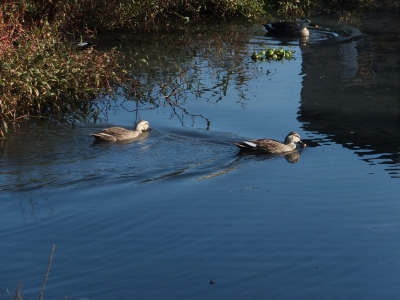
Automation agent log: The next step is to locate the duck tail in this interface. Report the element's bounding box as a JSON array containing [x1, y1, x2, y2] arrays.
[[234, 141, 257, 151], [91, 133, 117, 142], [262, 24, 272, 32]]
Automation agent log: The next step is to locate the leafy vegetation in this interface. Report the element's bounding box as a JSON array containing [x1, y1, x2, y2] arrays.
[[270, 0, 399, 17], [0, 2, 128, 128], [0, 0, 268, 130], [22, 0, 400, 30], [20, 0, 265, 33]]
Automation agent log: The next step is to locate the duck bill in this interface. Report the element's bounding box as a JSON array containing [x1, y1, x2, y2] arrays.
[[299, 141, 307, 148], [310, 23, 318, 28]]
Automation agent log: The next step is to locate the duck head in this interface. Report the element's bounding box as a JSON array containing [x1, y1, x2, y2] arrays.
[[299, 20, 318, 30], [284, 132, 306, 147], [136, 120, 150, 132]]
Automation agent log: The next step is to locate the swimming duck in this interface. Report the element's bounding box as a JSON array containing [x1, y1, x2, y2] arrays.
[[263, 20, 318, 37], [92, 120, 150, 142], [234, 132, 305, 154]]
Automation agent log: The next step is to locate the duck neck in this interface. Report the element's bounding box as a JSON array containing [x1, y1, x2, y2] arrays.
[[298, 22, 308, 30], [300, 27, 309, 36]]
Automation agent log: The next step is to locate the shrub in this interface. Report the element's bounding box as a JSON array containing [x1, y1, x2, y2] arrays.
[[0, 2, 124, 124]]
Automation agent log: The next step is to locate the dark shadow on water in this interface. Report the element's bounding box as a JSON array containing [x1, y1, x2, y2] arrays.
[[298, 12, 400, 178], [262, 17, 363, 46]]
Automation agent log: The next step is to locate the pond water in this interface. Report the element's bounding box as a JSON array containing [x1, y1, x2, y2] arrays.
[[1, 13, 400, 300]]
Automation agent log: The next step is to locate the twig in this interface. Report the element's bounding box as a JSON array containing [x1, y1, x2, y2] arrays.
[[9, 282, 23, 300], [39, 244, 56, 300], [163, 88, 183, 99], [6, 288, 12, 300]]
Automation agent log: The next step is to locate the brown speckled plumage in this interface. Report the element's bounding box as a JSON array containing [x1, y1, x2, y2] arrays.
[[234, 132, 305, 154]]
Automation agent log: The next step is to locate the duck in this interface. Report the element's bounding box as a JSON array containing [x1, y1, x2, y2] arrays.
[[92, 120, 150, 142], [263, 20, 318, 37], [234, 132, 306, 154]]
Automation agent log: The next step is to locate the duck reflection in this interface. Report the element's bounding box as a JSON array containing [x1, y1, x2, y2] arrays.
[[284, 151, 301, 163], [197, 148, 303, 180], [237, 149, 302, 163]]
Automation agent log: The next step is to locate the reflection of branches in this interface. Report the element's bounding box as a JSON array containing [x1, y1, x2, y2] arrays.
[[165, 96, 211, 129], [97, 24, 275, 128], [99, 55, 262, 128], [160, 67, 211, 129], [96, 66, 211, 128], [161, 68, 191, 101]]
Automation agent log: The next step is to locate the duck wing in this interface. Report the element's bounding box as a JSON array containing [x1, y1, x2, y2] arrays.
[[268, 22, 298, 29], [235, 138, 284, 153], [263, 22, 300, 36], [92, 127, 136, 141], [253, 139, 286, 153], [234, 139, 258, 152]]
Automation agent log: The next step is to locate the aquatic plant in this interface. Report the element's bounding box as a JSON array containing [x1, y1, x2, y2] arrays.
[[251, 47, 295, 62]]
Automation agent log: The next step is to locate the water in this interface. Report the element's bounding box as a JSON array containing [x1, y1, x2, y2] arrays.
[[1, 13, 400, 299]]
